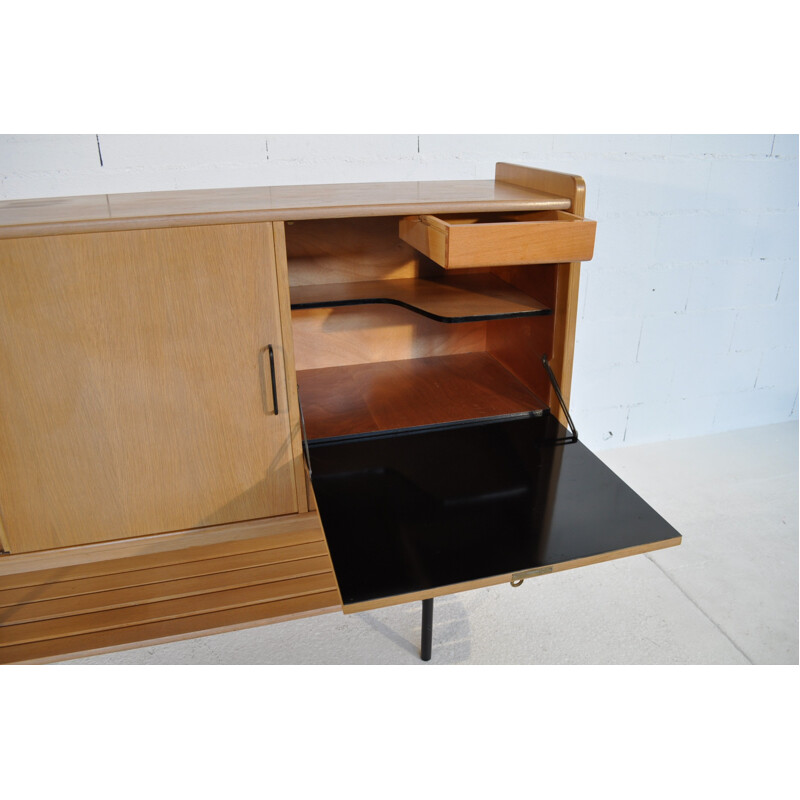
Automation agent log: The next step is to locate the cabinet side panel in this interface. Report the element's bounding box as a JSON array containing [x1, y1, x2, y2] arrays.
[[495, 164, 586, 411], [0, 224, 298, 553]]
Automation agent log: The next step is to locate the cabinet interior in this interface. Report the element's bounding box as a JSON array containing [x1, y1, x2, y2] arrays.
[[286, 216, 558, 441]]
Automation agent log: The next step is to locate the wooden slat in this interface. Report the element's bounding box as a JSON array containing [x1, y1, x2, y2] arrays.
[[0, 556, 333, 625], [290, 276, 550, 322], [0, 513, 341, 663], [0, 573, 336, 648], [0, 512, 323, 577], [0, 589, 342, 665], [0, 525, 324, 591], [297, 352, 547, 441], [0, 542, 329, 609]]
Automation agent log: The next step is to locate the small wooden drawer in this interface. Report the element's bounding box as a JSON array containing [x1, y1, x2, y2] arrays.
[[399, 210, 596, 269]]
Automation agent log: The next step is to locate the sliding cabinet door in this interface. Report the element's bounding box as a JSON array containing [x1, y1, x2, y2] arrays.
[[0, 223, 298, 553]]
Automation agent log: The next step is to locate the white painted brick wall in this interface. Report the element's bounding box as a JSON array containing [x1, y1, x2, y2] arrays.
[[1, 134, 797, 450]]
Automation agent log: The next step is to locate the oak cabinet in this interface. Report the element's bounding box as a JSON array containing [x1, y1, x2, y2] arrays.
[[0, 222, 299, 553], [0, 163, 682, 663]]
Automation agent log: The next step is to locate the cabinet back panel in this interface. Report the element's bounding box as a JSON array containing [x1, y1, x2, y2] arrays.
[[286, 217, 422, 286], [0, 223, 298, 553], [486, 263, 558, 403]]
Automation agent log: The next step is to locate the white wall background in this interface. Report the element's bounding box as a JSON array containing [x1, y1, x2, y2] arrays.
[[1, 134, 797, 451]]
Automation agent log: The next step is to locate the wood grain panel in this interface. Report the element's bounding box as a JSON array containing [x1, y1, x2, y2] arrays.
[[0, 223, 298, 553]]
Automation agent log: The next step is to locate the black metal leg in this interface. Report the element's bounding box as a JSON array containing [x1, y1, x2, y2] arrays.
[[420, 598, 433, 661]]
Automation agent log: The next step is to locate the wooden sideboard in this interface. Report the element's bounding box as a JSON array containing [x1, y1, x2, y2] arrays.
[[0, 163, 681, 663]]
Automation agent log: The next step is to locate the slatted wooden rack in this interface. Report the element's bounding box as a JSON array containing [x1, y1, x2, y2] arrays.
[[0, 516, 339, 664]]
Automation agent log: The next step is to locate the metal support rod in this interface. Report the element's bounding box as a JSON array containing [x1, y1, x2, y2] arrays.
[[541, 354, 578, 443], [421, 598, 433, 661]]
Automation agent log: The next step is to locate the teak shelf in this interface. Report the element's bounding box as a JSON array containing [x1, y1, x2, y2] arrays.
[[0, 163, 681, 663], [297, 352, 547, 442]]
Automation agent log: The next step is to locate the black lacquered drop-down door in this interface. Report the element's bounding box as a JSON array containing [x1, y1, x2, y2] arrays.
[[307, 415, 681, 612]]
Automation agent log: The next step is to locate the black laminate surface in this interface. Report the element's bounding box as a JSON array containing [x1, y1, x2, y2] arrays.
[[309, 416, 681, 606]]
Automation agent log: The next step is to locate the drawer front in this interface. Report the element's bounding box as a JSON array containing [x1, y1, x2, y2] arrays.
[[399, 210, 596, 268]]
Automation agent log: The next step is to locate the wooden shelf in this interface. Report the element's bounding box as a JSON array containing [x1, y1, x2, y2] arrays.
[[290, 275, 550, 323], [297, 352, 547, 442]]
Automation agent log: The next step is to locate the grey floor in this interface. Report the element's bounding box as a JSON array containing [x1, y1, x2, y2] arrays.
[[64, 420, 799, 665]]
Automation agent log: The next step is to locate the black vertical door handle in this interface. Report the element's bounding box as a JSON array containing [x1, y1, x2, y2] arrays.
[[267, 344, 279, 415]]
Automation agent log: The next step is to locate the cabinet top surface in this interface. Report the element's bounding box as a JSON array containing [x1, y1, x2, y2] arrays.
[[0, 177, 572, 239]]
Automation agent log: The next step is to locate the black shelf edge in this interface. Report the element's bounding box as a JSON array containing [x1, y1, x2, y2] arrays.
[[290, 296, 552, 324]]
